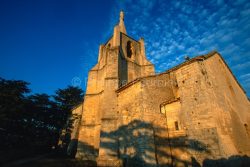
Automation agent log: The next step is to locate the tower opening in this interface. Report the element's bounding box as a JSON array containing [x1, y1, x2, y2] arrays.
[[127, 41, 132, 58]]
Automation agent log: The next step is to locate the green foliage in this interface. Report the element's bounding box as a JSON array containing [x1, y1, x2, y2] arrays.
[[53, 86, 84, 129], [0, 77, 30, 120], [0, 77, 84, 151], [53, 86, 84, 152], [54, 86, 84, 112]]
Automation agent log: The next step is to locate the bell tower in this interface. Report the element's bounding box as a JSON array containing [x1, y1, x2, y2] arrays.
[[76, 11, 155, 164], [102, 11, 155, 87]]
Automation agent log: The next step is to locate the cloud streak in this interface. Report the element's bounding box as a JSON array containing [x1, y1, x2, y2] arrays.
[[106, 0, 250, 96]]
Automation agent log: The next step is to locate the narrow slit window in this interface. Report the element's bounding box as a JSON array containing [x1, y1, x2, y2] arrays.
[[174, 121, 179, 131]]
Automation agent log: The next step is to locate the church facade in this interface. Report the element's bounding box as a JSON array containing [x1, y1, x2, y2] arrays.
[[69, 11, 250, 166]]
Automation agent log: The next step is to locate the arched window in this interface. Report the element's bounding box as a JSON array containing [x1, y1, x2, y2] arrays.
[[126, 41, 132, 58]]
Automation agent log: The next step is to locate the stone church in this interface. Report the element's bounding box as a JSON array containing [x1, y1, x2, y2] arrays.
[[69, 11, 250, 166]]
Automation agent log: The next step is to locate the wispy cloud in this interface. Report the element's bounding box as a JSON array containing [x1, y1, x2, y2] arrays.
[[232, 62, 250, 71], [106, 0, 250, 95]]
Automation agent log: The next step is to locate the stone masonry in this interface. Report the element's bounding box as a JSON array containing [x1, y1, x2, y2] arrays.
[[69, 11, 250, 166]]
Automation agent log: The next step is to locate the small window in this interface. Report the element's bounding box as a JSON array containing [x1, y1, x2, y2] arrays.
[[174, 121, 179, 131]]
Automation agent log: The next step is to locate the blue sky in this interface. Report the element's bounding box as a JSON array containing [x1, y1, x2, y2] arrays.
[[0, 0, 250, 97]]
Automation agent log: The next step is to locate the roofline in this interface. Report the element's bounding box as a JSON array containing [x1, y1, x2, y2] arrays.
[[211, 51, 246, 94], [104, 36, 113, 46], [103, 31, 139, 46], [116, 50, 247, 95], [160, 97, 180, 107], [120, 32, 139, 43]]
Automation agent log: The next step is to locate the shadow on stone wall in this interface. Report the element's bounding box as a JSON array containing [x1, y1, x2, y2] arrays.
[[68, 120, 250, 167], [100, 120, 209, 167]]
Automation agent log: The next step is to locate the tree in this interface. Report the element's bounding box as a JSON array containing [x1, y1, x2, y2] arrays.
[[0, 77, 30, 119], [54, 86, 84, 111], [53, 86, 84, 124], [0, 78, 31, 149], [25, 93, 61, 148], [0, 77, 30, 127], [0, 78, 84, 153], [53, 86, 84, 152]]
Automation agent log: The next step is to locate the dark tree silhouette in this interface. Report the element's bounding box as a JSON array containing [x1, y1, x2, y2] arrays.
[[53, 86, 84, 152], [25, 93, 60, 149], [0, 78, 84, 164], [0, 78, 32, 150], [0, 77, 30, 121], [53, 86, 84, 113]]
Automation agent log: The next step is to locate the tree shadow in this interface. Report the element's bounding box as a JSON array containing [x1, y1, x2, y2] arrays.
[[69, 119, 214, 167]]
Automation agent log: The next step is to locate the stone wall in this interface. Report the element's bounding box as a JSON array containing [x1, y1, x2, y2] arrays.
[[114, 52, 250, 166], [204, 53, 250, 156], [164, 53, 250, 164], [76, 93, 102, 160], [74, 26, 250, 166], [116, 73, 175, 166]]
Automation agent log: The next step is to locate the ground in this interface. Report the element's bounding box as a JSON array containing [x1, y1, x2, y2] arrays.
[[1, 153, 97, 167]]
